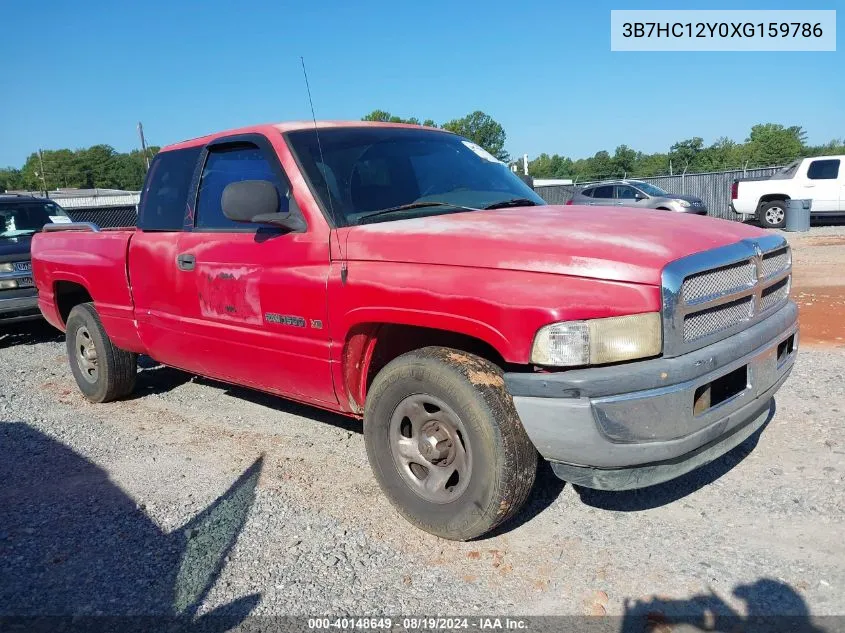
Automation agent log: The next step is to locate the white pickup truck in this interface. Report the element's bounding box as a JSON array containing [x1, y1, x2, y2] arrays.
[[731, 155, 844, 228]]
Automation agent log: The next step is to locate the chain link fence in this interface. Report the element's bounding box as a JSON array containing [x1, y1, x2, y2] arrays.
[[66, 206, 138, 227], [534, 166, 785, 220]]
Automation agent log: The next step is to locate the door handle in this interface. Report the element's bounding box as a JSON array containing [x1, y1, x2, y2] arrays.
[[176, 253, 195, 271]]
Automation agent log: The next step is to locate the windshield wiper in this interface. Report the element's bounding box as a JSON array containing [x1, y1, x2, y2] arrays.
[[483, 198, 539, 210], [355, 201, 479, 224]]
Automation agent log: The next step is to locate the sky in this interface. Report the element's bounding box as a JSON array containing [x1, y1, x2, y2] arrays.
[[0, 0, 842, 167]]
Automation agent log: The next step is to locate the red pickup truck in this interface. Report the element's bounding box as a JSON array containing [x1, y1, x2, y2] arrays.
[[32, 122, 798, 540]]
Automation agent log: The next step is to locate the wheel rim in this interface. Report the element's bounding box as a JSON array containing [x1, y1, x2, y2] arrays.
[[766, 206, 785, 225], [388, 394, 472, 504], [75, 326, 99, 383]]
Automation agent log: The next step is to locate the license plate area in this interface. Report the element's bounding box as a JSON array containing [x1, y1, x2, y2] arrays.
[[693, 365, 749, 416]]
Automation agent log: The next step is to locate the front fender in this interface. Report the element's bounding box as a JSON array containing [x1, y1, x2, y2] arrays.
[[330, 261, 662, 365]]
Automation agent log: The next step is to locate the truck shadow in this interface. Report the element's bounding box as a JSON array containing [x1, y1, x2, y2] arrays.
[[131, 356, 195, 395], [130, 356, 363, 435], [575, 400, 776, 512], [486, 460, 566, 538], [620, 578, 825, 633], [0, 422, 261, 627], [0, 320, 62, 349]]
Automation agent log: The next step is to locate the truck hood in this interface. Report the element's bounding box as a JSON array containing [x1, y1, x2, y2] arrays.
[[343, 205, 767, 285], [0, 234, 33, 260]]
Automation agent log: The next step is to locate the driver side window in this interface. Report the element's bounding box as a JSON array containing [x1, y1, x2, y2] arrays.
[[196, 144, 289, 229]]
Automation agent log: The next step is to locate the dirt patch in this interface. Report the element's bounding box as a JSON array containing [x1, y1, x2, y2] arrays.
[[789, 234, 845, 348], [468, 370, 505, 387], [798, 236, 845, 248], [793, 287, 845, 348], [447, 351, 473, 365]]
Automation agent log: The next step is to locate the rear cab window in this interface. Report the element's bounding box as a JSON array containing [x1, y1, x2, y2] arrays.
[[592, 185, 614, 199], [806, 159, 840, 180], [138, 147, 202, 231]]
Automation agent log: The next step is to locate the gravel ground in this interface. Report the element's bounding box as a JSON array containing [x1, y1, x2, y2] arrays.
[[1, 321, 843, 624], [2, 227, 845, 625]]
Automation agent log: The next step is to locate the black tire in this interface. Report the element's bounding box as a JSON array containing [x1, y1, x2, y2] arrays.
[[65, 302, 137, 403], [364, 346, 537, 540], [759, 200, 787, 229]]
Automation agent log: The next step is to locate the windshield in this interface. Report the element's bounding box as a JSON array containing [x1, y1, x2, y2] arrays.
[[0, 200, 68, 238], [630, 182, 668, 197], [285, 127, 544, 226]]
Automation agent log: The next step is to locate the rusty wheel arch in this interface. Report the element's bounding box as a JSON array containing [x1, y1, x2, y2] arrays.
[[341, 323, 514, 416]]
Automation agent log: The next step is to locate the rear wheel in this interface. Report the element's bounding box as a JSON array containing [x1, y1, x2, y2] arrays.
[[364, 347, 537, 540], [66, 303, 137, 403], [759, 200, 787, 229]]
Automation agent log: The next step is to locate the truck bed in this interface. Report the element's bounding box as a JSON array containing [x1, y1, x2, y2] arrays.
[[31, 225, 141, 351]]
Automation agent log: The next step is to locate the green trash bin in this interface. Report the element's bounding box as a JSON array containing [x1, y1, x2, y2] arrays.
[[784, 199, 811, 232]]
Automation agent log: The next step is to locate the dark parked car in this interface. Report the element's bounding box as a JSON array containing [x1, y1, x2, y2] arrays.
[[569, 180, 708, 215], [0, 194, 69, 323]]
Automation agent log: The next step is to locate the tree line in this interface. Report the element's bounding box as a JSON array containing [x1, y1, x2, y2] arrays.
[[1, 115, 842, 193], [0, 145, 159, 193], [362, 109, 509, 161], [525, 124, 845, 182]]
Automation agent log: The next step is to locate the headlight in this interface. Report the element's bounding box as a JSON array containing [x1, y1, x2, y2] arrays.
[[676, 199, 691, 208], [531, 313, 662, 367], [0, 263, 14, 273], [0, 279, 18, 290]]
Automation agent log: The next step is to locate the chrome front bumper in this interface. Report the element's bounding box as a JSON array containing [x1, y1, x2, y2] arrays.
[[504, 301, 798, 490]]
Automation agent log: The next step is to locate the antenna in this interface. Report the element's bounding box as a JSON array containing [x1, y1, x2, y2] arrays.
[[300, 56, 339, 229], [137, 122, 151, 170]]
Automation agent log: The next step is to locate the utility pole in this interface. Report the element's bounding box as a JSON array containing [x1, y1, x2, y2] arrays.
[[137, 122, 150, 170], [37, 149, 48, 197]]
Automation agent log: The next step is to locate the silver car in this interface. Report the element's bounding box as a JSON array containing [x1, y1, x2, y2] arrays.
[[570, 180, 708, 215]]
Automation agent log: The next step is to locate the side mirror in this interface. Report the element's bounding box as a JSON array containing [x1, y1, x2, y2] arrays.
[[221, 180, 306, 232], [634, 192, 646, 200]]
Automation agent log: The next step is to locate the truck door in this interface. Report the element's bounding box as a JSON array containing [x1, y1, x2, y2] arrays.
[[802, 158, 841, 213], [175, 135, 336, 405], [130, 145, 207, 373]]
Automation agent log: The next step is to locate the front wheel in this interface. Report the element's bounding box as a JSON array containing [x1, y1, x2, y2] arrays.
[[364, 347, 537, 540], [759, 201, 787, 229], [66, 303, 137, 403]]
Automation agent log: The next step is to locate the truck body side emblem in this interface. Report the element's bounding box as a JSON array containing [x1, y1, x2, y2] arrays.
[[265, 313, 306, 328]]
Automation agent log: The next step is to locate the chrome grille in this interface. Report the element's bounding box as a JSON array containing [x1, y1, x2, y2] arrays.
[[761, 248, 791, 278], [681, 260, 756, 304], [661, 236, 793, 357], [761, 276, 791, 312], [683, 297, 753, 341]]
